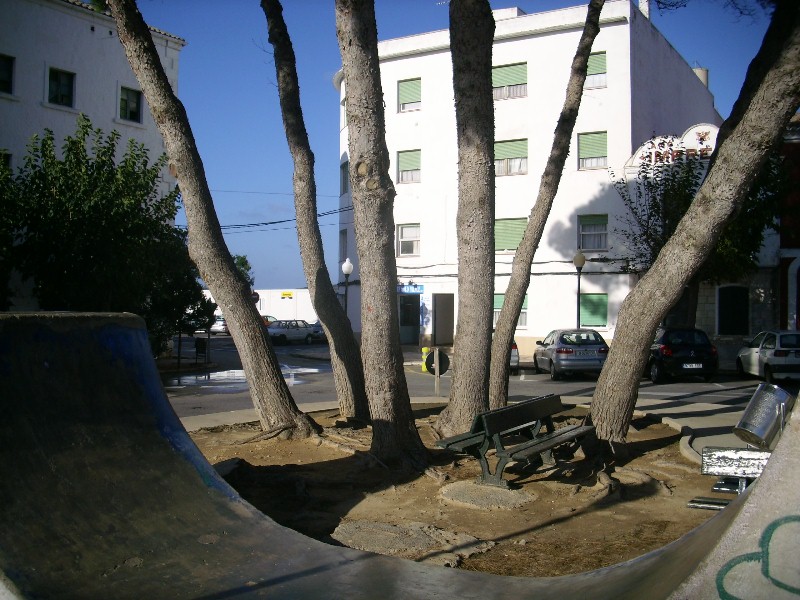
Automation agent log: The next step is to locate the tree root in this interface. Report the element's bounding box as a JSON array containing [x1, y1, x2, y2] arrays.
[[236, 423, 295, 445]]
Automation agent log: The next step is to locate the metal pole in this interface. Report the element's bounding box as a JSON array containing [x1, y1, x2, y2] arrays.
[[434, 347, 440, 397], [576, 266, 583, 328], [344, 273, 350, 317]]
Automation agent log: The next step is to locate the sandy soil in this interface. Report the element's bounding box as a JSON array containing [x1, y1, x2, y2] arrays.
[[189, 404, 722, 577]]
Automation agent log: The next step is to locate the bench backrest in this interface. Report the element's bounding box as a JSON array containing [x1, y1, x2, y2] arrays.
[[481, 395, 564, 436]]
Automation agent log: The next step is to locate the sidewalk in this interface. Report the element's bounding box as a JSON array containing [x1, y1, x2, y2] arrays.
[[177, 345, 751, 465]]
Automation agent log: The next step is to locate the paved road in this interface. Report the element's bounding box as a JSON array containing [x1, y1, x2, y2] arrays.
[[164, 335, 798, 419]]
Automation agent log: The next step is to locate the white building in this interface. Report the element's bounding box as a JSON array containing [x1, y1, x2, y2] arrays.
[[203, 288, 318, 325], [335, 0, 721, 357], [1, 0, 184, 306]]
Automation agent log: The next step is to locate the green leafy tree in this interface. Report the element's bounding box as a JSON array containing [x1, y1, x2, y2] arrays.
[[5, 115, 211, 353], [232, 254, 255, 288], [613, 137, 784, 325]]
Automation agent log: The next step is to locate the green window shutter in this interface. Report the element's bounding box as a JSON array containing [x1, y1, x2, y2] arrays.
[[492, 63, 527, 87], [580, 294, 608, 327], [494, 139, 528, 160], [579, 214, 607, 226], [398, 79, 421, 104], [587, 52, 607, 76], [494, 218, 527, 251], [579, 132, 607, 159], [494, 294, 504, 310], [398, 150, 421, 171], [493, 294, 528, 309]]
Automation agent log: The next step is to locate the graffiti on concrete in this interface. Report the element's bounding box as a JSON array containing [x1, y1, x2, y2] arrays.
[[717, 515, 800, 599]]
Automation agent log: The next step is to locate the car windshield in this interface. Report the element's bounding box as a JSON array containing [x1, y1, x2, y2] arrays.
[[779, 333, 800, 349], [664, 330, 710, 345], [559, 331, 604, 345]]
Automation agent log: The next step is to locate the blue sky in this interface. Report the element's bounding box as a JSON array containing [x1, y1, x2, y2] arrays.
[[135, 0, 771, 289]]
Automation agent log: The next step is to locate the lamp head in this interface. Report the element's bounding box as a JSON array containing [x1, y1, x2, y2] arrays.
[[573, 251, 586, 270], [342, 258, 354, 276]]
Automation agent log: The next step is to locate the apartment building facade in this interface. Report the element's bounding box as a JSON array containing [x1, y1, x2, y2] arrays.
[[1, 0, 184, 306], [335, 0, 722, 356]]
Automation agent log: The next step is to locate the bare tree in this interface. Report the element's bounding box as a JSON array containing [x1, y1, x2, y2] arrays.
[[334, 0, 427, 468], [489, 0, 605, 409], [591, 0, 800, 447], [436, 0, 496, 437], [261, 0, 370, 424], [107, 0, 319, 437]]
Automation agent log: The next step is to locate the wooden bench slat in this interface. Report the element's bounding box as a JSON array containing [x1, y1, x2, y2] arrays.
[[498, 425, 595, 462]]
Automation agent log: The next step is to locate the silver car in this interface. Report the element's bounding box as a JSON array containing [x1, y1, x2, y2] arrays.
[[736, 330, 800, 382], [268, 319, 315, 345], [534, 328, 609, 380]]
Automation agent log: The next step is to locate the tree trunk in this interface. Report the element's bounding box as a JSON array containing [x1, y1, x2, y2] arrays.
[[334, 0, 427, 469], [262, 0, 370, 424], [489, 0, 605, 409], [436, 0, 496, 438], [591, 0, 800, 444], [107, 0, 319, 438]]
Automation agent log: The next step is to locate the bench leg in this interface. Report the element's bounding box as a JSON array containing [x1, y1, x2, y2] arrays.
[[539, 449, 555, 466], [477, 455, 511, 488]]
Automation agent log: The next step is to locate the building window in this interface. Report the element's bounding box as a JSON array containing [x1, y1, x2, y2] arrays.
[[585, 52, 607, 89], [718, 285, 749, 335], [339, 229, 347, 263], [119, 87, 142, 122], [397, 224, 420, 256], [579, 214, 608, 251], [494, 139, 528, 176], [0, 55, 14, 94], [398, 150, 421, 183], [494, 294, 528, 328], [578, 131, 607, 169], [48, 68, 75, 107], [580, 293, 608, 327], [492, 63, 527, 100], [398, 78, 421, 112], [495, 218, 527, 252], [340, 161, 350, 195]]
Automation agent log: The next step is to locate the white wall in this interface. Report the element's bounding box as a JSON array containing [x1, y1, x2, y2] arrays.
[[0, 0, 183, 200]]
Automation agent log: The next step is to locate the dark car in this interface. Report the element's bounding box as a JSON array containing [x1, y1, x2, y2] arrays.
[[533, 328, 609, 380], [648, 327, 718, 383]]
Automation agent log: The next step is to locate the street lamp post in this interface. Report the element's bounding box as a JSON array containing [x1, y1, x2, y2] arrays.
[[573, 251, 586, 329], [341, 258, 353, 318]]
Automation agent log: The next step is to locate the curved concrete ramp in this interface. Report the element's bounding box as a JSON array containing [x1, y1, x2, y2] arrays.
[[1, 313, 797, 599]]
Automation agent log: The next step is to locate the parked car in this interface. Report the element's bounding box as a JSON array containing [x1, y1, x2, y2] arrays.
[[533, 329, 608, 380], [736, 330, 800, 382], [648, 327, 718, 384], [310, 320, 326, 341], [268, 319, 315, 345], [510, 339, 520, 375], [209, 316, 228, 335]]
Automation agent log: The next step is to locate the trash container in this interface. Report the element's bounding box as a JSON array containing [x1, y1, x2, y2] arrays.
[[733, 383, 796, 449], [422, 347, 430, 372]]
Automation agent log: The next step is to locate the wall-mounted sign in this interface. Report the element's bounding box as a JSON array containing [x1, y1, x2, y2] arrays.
[[281, 291, 293, 299], [398, 284, 424, 294]]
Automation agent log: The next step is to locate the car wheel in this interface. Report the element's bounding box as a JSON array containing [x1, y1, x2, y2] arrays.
[[510, 368, 519, 376], [764, 365, 773, 384], [305, 335, 312, 345], [650, 361, 664, 384], [279, 335, 288, 345], [703, 373, 714, 383], [550, 362, 561, 381], [736, 358, 745, 378], [533, 358, 540, 374]]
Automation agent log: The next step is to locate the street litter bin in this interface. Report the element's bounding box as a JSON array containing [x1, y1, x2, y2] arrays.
[[733, 383, 796, 449], [422, 347, 430, 372]]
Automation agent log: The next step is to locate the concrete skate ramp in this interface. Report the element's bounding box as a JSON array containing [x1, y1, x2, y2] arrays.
[[1, 313, 798, 599]]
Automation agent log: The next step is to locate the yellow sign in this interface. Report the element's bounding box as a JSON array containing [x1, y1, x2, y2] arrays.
[[281, 291, 293, 299]]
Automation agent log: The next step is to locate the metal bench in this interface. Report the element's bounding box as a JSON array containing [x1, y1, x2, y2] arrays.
[[687, 446, 771, 510], [436, 394, 594, 488]]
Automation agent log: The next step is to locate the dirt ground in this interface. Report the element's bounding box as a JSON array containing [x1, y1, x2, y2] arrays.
[[189, 404, 722, 577]]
